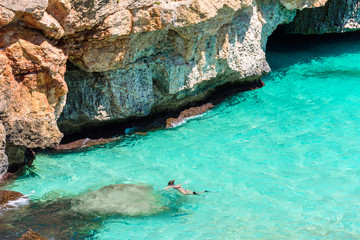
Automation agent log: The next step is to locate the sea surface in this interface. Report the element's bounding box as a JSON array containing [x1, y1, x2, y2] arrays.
[[2, 34, 360, 239]]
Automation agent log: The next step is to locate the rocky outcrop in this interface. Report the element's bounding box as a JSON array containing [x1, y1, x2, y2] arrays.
[[0, 0, 335, 157], [284, 0, 360, 33], [58, 0, 312, 133], [0, 122, 8, 179], [0, 25, 67, 164]]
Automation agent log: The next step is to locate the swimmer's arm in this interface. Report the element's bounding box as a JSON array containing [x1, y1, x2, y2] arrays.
[[176, 181, 189, 186], [163, 186, 173, 189]]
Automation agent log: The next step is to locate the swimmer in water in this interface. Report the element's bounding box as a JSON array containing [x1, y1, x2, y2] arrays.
[[163, 179, 208, 195]]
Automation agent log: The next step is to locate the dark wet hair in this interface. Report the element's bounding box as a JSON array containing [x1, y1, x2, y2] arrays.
[[168, 179, 175, 186]]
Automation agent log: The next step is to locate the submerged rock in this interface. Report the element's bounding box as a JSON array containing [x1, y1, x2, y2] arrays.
[[72, 184, 168, 217]]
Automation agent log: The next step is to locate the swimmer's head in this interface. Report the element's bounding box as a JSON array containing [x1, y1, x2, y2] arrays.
[[168, 179, 175, 186]]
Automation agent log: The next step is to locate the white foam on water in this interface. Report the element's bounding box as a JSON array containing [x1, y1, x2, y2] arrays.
[[170, 114, 204, 128], [0, 191, 33, 215], [5, 195, 30, 208]]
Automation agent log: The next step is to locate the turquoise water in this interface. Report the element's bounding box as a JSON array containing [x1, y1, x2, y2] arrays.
[[4, 35, 360, 239]]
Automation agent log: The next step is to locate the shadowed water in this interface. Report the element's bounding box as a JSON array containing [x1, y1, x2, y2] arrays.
[[1, 34, 360, 239]]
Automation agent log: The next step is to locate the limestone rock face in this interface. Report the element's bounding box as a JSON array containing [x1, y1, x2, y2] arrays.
[[0, 0, 334, 141], [0, 122, 8, 179], [0, 25, 67, 154], [58, 0, 302, 132], [280, 0, 327, 10], [285, 0, 360, 33]]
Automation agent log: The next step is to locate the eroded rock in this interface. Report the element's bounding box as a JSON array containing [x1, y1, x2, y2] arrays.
[[58, 0, 299, 133], [0, 0, 48, 20], [280, 0, 327, 10], [0, 25, 67, 164], [0, 6, 15, 27], [0, 0, 345, 149], [166, 103, 215, 128], [285, 0, 360, 33], [18, 228, 48, 240]]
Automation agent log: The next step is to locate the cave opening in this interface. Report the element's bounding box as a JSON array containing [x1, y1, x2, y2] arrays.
[[265, 24, 360, 70], [266, 24, 360, 55]]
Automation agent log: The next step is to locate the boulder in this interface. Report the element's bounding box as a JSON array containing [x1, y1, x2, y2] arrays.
[[0, 25, 67, 164]]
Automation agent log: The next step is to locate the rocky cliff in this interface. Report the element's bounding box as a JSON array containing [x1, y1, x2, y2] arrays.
[[59, 0, 299, 134], [0, 0, 357, 178], [285, 0, 360, 33]]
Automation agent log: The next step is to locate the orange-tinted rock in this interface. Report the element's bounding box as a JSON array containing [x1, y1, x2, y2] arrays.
[[0, 190, 24, 206], [0, 25, 67, 164], [18, 228, 48, 240], [54, 137, 120, 151], [0, 6, 15, 27], [17, 12, 65, 39], [166, 103, 214, 128]]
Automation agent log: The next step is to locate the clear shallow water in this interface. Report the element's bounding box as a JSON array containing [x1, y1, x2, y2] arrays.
[[3, 36, 360, 239]]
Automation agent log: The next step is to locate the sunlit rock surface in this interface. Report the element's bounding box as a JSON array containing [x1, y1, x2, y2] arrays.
[[0, 25, 67, 164], [71, 184, 167, 216], [1, 0, 350, 152], [58, 0, 306, 133], [285, 0, 360, 33]]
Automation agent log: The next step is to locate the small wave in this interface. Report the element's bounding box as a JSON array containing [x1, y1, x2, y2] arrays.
[[0, 191, 33, 215], [170, 114, 204, 128]]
